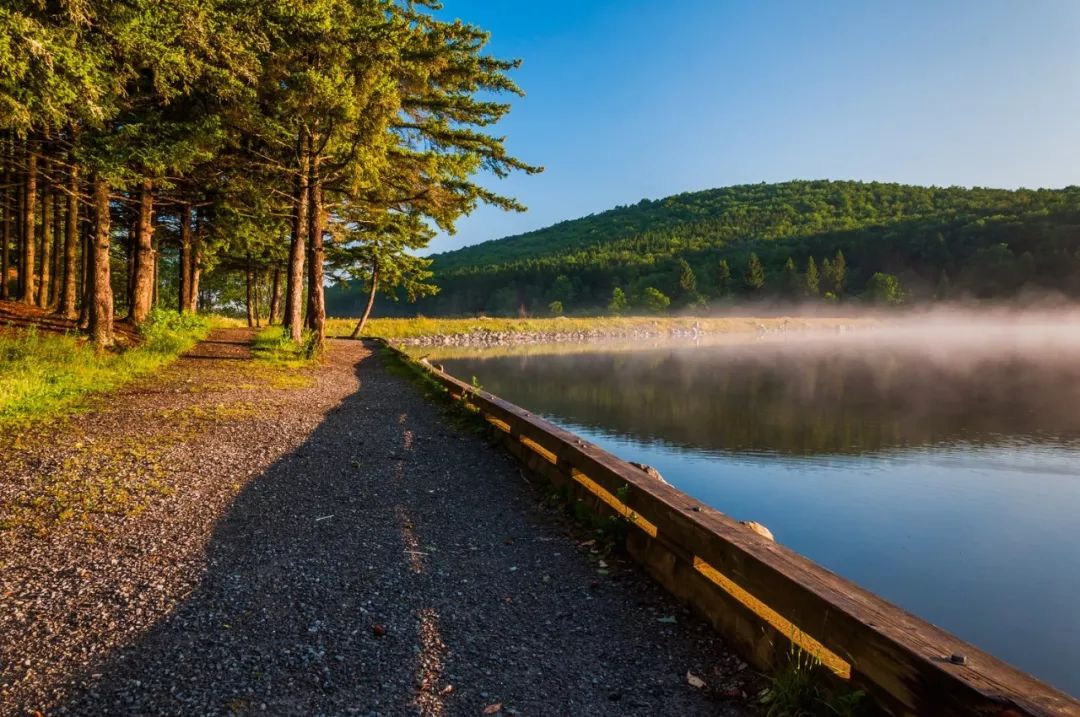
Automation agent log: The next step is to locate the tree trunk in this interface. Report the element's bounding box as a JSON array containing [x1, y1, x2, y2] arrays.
[[306, 154, 325, 346], [0, 133, 11, 301], [255, 270, 263, 328], [21, 144, 36, 304], [187, 210, 201, 313], [178, 204, 193, 312], [38, 172, 52, 308], [78, 213, 90, 328], [245, 257, 255, 328], [38, 155, 53, 308], [89, 176, 113, 348], [50, 188, 62, 306], [188, 255, 201, 312], [152, 230, 159, 309], [268, 266, 282, 324], [129, 179, 155, 324], [350, 262, 379, 339], [38, 134, 55, 308], [284, 135, 309, 342], [60, 162, 79, 317], [125, 220, 135, 311]]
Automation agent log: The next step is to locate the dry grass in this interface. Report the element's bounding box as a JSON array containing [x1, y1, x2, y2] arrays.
[[326, 315, 871, 340]]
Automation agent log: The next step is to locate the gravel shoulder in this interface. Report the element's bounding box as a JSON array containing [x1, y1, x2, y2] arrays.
[[0, 331, 755, 716]]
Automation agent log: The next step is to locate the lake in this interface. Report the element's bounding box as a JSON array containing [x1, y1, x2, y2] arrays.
[[435, 325, 1080, 696]]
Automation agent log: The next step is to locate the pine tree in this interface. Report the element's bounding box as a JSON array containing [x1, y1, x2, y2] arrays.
[[677, 258, 697, 296], [608, 287, 628, 315], [805, 256, 820, 296], [831, 249, 847, 295], [781, 257, 800, 299], [744, 252, 765, 291], [716, 259, 731, 295]]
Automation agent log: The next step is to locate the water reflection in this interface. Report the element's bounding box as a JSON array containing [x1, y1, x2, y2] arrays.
[[443, 339, 1080, 456]]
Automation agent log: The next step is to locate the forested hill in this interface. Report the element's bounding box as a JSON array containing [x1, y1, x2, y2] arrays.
[[329, 180, 1080, 316]]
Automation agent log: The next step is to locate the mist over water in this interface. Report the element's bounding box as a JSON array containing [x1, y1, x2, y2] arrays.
[[437, 310, 1080, 696]]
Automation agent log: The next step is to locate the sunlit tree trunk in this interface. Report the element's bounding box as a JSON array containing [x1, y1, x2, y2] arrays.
[[284, 134, 309, 342], [89, 177, 114, 347], [245, 257, 256, 327], [188, 239, 201, 313], [0, 133, 11, 301], [268, 266, 282, 324], [50, 189, 62, 306], [60, 162, 79, 317], [129, 179, 155, 324], [38, 148, 52, 308], [178, 204, 193, 312], [350, 261, 379, 339], [306, 153, 325, 345], [21, 142, 36, 304], [78, 214, 90, 328], [152, 231, 159, 309]]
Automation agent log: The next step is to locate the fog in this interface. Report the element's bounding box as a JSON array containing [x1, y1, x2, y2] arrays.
[[440, 307, 1080, 456]]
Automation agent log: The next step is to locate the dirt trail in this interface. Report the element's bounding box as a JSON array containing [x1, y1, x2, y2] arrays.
[[0, 331, 753, 716]]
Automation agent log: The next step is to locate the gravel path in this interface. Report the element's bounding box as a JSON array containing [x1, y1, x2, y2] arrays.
[[0, 332, 755, 716]]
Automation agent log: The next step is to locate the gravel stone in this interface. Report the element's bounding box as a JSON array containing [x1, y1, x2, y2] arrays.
[[0, 330, 754, 716]]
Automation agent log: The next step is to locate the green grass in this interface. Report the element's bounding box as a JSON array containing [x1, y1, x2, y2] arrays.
[[758, 646, 869, 717], [326, 315, 870, 341], [251, 325, 322, 368], [0, 309, 210, 429]]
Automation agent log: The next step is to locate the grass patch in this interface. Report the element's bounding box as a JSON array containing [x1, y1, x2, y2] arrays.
[[0, 435, 174, 537], [0, 309, 210, 430], [251, 326, 322, 368], [759, 647, 869, 717]]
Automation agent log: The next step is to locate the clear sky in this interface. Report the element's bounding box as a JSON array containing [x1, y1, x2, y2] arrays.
[[426, 0, 1080, 254]]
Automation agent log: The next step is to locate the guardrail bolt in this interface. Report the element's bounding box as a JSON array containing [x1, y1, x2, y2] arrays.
[[949, 653, 968, 666]]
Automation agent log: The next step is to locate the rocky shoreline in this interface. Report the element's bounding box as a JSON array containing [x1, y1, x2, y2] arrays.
[[390, 322, 858, 348]]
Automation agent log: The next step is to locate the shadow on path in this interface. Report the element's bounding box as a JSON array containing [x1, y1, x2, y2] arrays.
[[58, 342, 746, 716]]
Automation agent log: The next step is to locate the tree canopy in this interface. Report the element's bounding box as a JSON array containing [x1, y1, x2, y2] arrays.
[[396, 180, 1080, 315], [0, 0, 539, 344]]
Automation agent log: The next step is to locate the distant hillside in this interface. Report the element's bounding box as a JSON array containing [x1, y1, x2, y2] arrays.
[[331, 180, 1080, 316]]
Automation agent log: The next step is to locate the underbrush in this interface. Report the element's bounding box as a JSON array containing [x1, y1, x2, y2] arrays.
[[251, 325, 322, 368], [0, 309, 210, 429]]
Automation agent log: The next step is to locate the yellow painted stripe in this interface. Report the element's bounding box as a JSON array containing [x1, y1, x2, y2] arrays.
[[520, 435, 558, 464], [692, 556, 851, 679], [487, 417, 512, 433], [570, 468, 659, 538], [509, 420, 846, 678]]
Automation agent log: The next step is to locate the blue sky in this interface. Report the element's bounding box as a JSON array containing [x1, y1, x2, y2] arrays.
[[427, 0, 1080, 254]]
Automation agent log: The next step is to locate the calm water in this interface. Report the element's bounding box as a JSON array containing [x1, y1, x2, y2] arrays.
[[439, 333, 1080, 695]]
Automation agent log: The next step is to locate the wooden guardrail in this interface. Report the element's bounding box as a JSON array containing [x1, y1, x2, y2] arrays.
[[382, 341, 1080, 717]]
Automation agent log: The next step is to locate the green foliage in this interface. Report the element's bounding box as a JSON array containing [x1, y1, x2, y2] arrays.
[[549, 274, 574, 306], [608, 287, 628, 315], [829, 250, 847, 296], [717, 259, 732, 295], [640, 286, 671, 312], [744, 252, 766, 291], [804, 256, 820, 296], [0, 311, 209, 428], [411, 180, 1080, 314], [863, 272, 904, 305], [677, 258, 697, 295], [759, 646, 869, 717], [251, 326, 320, 368], [547, 300, 564, 316], [781, 257, 800, 299]]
